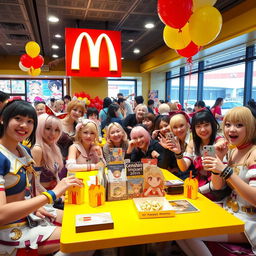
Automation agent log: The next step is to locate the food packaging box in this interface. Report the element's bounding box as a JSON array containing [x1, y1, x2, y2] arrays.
[[75, 212, 114, 233], [165, 180, 184, 195], [66, 178, 85, 204], [133, 197, 175, 219], [105, 164, 127, 201]]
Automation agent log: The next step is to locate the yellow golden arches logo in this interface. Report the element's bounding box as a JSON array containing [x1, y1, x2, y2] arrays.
[[71, 32, 118, 71]]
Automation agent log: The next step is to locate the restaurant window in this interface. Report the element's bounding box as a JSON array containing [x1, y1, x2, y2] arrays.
[[203, 63, 245, 108], [108, 79, 137, 99], [184, 73, 198, 109], [252, 60, 256, 100]]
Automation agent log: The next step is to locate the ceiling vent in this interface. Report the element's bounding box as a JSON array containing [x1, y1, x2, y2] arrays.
[[0, 22, 26, 31], [8, 34, 30, 41]]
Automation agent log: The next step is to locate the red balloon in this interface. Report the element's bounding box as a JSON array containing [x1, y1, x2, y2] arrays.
[[20, 54, 33, 68], [158, 0, 193, 29], [32, 55, 44, 69], [177, 41, 202, 58]]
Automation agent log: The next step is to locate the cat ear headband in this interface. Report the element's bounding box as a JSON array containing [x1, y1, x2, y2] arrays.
[[45, 105, 67, 119]]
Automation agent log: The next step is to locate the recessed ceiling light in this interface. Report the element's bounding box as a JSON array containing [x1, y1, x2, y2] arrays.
[[48, 16, 59, 23], [52, 54, 59, 58], [145, 23, 155, 29], [52, 44, 59, 49], [54, 34, 62, 38], [133, 48, 140, 54], [6, 43, 12, 46], [128, 39, 134, 42]]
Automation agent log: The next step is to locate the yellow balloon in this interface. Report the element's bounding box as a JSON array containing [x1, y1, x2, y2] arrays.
[[163, 23, 191, 50], [189, 6, 222, 46], [28, 67, 41, 76], [25, 41, 40, 58], [192, 0, 217, 11]]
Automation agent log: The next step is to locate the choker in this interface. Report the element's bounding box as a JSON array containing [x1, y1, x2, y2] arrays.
[[237, 143, 252, 150]]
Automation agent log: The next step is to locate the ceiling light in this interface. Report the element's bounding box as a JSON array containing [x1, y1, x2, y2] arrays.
[[52, 54, 59, 58], [52, 44, 59, 49], [54, 34, 62, 38], [121, 57, 124, 60], [133, 48, 140, 54], [6, 43, 12, 46], [128, 39, 134, 42], [48, 16, 59, 23], [145, 23, 155, 29]]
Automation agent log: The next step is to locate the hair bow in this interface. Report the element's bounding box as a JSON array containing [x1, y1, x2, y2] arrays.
[[169, 110, 190, 123], [75, 118, 98, 132], [45, 105, 67, 119], [189, 107, 208, 118]]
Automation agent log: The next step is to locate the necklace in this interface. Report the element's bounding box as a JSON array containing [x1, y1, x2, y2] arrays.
[[236, 142, 252, 150]]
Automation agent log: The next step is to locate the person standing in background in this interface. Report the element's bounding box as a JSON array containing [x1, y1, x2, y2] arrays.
[[211, 97, 224, 121], [63, 95, 71, 112], [0, 91, 9, 111]]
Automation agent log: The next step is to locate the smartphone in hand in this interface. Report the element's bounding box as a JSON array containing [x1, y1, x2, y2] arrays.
[[202, 145, 215, 157], [166, 132, 175, 142]]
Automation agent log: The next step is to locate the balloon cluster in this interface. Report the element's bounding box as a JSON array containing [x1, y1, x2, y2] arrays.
[[74, 92, 103, 111], [158, 0, 222, 60], [19, 41, 44, 76]]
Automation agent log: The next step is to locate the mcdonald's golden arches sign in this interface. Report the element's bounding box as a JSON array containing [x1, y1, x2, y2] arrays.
[[65, 28, 122, 77]]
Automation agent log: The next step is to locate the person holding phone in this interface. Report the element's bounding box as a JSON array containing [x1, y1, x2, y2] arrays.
[[159, 111, 196, 180], [164, 109, 224, 200], [177, 106, 256, 256], [0, 100, 87, 255]]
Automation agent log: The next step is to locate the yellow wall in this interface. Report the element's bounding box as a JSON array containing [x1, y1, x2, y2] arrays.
[[140, 0, 256, 73], [0, 56, 149, 99]]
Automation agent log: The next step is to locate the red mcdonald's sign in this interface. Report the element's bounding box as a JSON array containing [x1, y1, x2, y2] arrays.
[[65, 28, 122, 77]]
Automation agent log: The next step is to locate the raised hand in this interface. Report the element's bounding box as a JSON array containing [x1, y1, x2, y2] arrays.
[[214, 139, 228, 160], [52, 176, 83, 198]]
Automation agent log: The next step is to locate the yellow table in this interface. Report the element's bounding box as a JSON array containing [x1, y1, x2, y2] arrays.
[[60, 171, 244, 253]]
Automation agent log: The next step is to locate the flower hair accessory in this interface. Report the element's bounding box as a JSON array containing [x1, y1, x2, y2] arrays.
[[75, 118, 98, 132], [45, 105, 67, 119]]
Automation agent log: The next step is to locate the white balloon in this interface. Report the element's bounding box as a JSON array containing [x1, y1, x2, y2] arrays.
[[193, 0, 217, 11], [19, 61, 29, 72]]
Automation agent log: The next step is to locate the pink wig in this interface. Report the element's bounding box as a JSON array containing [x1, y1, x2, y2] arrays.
[[130, 126, 151, 146], [35, 113, 63, 172]]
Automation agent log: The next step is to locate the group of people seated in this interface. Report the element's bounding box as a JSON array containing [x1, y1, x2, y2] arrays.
[[0, 89, 256, 256]]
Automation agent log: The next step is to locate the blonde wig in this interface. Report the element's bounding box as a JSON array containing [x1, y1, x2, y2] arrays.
[[74, 118, 99, 144], [223, 106, 256, 145], [106, 122, 128, 147]]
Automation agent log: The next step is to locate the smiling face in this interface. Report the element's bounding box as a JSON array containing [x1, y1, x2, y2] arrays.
[[80, 125, 97, 145], [35, 103, 46, 116], [132, 131, 148, 150], [159, 120, 170, 136], [224, 121, 246, 146], [135, 106, 147, 121], [43, 119, 61, 145], [109, 125, 123, 145], [170, 114, 189, 140], [147, 175, 162, 188], [195, 122, 212, 142], [142, 118, 153, 131], [70, 106, 84, 121], [6, 115, 34, 143]]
